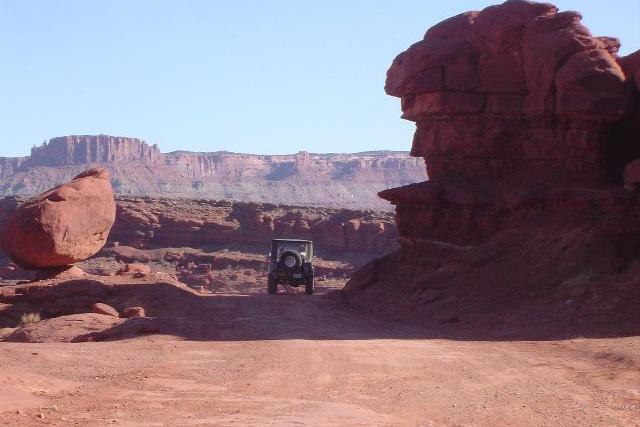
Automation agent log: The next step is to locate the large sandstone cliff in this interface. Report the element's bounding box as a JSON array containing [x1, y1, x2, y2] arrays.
[[0, 136, 426, 210], [378, 0, 640, 244], [344, 0, 640, 337]]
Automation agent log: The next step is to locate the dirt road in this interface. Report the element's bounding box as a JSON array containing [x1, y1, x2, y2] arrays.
[[1, 283, 639, 426]]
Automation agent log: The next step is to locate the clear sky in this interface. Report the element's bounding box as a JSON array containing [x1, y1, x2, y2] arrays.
[[1, 1, 638, 157]]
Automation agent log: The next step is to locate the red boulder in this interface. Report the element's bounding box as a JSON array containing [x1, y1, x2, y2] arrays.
[[1, 168, 116, 269]]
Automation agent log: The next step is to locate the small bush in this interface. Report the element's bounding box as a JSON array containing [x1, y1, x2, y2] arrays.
[[12, 181, 26, 192], [20, 312, 41, 325]]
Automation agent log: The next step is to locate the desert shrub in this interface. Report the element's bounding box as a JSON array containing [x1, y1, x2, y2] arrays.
[[20, 312, 41, 325], [12, 181, 26, 192]]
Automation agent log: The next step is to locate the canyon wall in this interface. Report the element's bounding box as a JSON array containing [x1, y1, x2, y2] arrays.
[[0, 136, 426, 210], [0, 197, 398, 257], [0, 157, 27, 179], [110, 198, 397, 254]]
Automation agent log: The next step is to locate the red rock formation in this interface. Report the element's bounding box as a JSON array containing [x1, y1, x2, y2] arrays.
[[109, 197, 398, 254], [1, 168, 116, 268], [385, 0, 633, 186], [620, 50, 640, 90], [0, 196, 397, 262], [344, 1, 640, 335], [378, 0, 640, 245]]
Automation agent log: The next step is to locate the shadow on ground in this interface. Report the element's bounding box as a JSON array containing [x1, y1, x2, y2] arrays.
[[1, 278, 638, 343]]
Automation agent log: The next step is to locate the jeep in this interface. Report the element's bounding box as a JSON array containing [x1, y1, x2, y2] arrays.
[[267, 239, 314, 294]]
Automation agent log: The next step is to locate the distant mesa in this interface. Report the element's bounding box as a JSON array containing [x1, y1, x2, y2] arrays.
[[0, 135, 427, 210], [30, 135, 163, 166]]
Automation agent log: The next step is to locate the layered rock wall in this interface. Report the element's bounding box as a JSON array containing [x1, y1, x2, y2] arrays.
[[29, 135, 163, 166], [110, 197, 398, 254], [381, 0, 640, 244], [386, 0, 633, 186], [0, 157, 28, 179], [165, 152, 268, 180]]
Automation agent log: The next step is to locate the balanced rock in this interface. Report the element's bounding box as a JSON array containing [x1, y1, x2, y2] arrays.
[[1, 168, 116, 268]]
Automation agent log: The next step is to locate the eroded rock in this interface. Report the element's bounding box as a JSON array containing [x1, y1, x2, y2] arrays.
[[378, 0, 640, 245], [385, 0, 634, 185], [122, 306, 146, 318], [91, 302, 119, 318], [117, 263, 151, 277], [4, 313, 124, 343], [1, 168, 116, 269]]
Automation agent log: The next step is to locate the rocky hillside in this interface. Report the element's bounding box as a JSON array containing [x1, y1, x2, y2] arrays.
[[0, 135, 427, 210]]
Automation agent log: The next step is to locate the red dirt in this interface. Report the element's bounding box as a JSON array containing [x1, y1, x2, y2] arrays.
[[0, 275, 639, 425]]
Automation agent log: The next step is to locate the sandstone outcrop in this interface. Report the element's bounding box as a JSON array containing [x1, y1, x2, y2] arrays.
[[1, 168, 116, 268], [109, 197, 397, 254], [0, 275, 215, 341], [344, 1, 640, 334], [0, 135, 427, 210], [385, 0, 634, 186], [3, 313, 125, 343], [378, 0, 640, 245]]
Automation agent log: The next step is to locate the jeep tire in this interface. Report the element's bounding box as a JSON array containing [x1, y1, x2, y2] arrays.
[[268, 275, 278, 294], [305, 276, 314, 295]]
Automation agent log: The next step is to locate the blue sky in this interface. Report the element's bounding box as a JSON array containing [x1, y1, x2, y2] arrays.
[[1, 1, 638, 157]]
